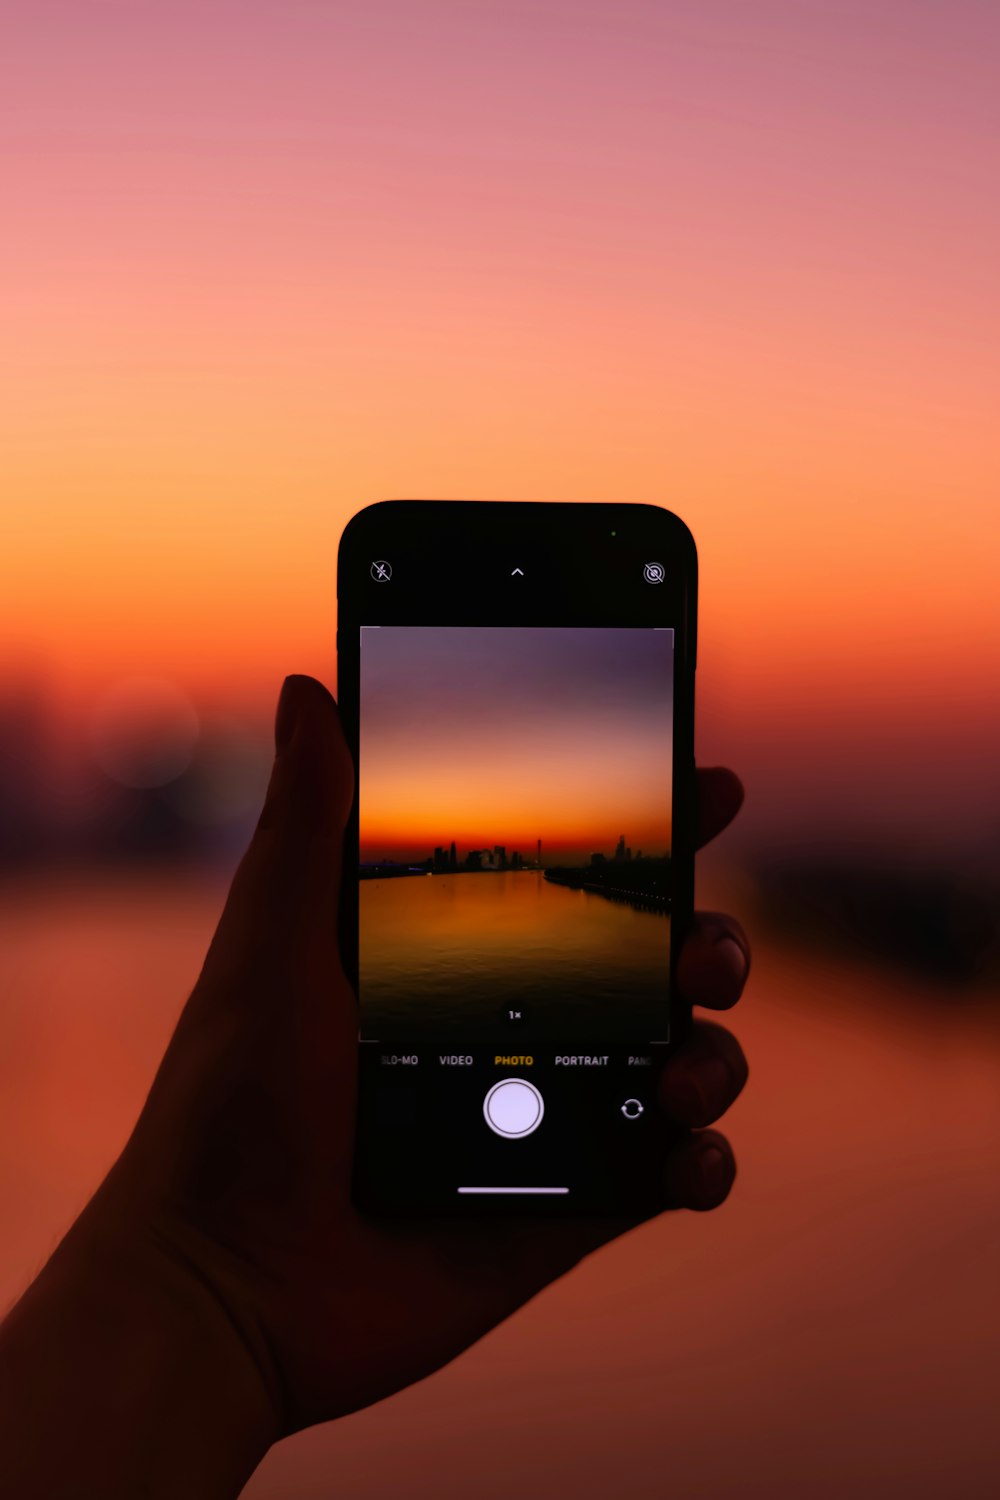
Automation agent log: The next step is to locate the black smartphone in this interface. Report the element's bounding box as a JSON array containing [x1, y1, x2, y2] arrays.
[[337, 501, 697, 1215]]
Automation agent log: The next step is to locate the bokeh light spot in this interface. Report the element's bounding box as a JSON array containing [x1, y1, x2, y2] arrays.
[[88, 676, 200, 789]]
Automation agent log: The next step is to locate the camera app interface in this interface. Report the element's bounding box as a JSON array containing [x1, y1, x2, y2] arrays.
[[357, 625, 674, 1198]]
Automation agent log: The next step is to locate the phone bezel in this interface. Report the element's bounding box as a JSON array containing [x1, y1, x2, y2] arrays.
[[337, 500, 697, 1214]]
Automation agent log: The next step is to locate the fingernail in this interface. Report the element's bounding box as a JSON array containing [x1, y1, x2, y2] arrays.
[[275, 676, 303, 753], [715, 935, 749, 987], [696, 1145, 731, 1202], [696, 1055, 732, 1112]]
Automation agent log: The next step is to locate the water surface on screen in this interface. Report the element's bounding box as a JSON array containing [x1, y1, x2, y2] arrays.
[[359, 627, 673, 1043]]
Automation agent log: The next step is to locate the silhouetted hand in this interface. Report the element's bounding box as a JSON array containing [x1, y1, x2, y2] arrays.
[[0, 675, 749, 1498]]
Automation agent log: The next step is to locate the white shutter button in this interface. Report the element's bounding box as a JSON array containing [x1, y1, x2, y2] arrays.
[[483, 1079, 544, 1138]]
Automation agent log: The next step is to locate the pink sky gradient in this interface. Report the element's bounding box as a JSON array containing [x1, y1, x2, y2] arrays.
[[2, 1, 998, 861]]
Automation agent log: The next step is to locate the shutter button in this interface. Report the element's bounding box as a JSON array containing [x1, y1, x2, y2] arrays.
[[483, 1079, 544, 1138]]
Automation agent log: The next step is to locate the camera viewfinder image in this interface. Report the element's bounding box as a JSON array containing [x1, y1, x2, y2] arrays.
[[359, 627, 674, 1043]]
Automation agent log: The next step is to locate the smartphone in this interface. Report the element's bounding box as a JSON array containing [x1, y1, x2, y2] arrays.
[[337, 501, 697, 1214]]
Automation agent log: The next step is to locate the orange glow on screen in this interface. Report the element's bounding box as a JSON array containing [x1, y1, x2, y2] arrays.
[[358, 628, 673, 864]]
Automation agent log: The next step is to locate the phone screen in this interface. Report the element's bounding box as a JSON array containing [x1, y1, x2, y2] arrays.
[[340, 502, 695, 1212], [359, 626, 673, 1047]]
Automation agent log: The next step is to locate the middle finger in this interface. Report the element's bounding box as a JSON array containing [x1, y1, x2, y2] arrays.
[[676, 910, 751, 1010], [659, 1019, 749, 1127]]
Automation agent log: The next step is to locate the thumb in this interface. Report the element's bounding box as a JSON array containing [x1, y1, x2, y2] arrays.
[[200, 675, 355, 992]]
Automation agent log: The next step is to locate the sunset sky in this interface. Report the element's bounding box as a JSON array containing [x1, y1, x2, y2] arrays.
[[2, 0, 998, 860], [359, 626, 673, 862], [2, 10, 998, 1498]]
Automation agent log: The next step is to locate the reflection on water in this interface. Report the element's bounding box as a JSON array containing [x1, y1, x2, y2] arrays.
[[359, 871, 671, 1040]]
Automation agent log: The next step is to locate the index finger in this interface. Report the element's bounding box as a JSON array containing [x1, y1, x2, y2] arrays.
[[695, 767, 744, 849]]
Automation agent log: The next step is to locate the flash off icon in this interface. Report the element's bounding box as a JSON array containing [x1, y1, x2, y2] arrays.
[[643, 561, 665, 584]]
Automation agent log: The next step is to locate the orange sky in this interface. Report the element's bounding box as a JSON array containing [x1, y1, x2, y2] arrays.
[[2, 1, 998, 856]]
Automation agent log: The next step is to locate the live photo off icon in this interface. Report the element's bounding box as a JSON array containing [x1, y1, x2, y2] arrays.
[[643, 561, 665, 584]]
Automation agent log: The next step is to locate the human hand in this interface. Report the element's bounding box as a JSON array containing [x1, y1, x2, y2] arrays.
[[104, 674, 749, 1431], [1, 674, 748, 1496]]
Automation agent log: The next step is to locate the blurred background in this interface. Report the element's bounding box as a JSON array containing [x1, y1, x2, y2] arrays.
[[2, 2, 998, 1495]]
